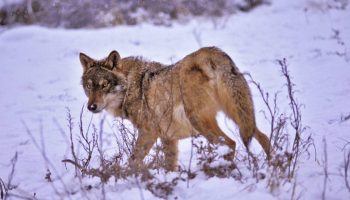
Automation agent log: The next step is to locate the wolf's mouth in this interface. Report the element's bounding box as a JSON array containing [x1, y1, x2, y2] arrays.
[[89, 109, 102, 114]]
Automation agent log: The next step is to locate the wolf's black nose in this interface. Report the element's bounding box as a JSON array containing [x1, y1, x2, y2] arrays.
[[88, 104, 97, 111]]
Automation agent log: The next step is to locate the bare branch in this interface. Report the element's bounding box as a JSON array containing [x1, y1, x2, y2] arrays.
[[22, 120, 71, 198], [344, 149, 350, 192], [322, 138, 328, 200]]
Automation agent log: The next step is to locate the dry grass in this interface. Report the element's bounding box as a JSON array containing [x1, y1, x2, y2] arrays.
[[0, 152, 35, 200], [245, 58, 315, 196], [344, 149, 350, 192]]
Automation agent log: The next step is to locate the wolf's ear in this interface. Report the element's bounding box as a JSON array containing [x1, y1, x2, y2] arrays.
[[106, 50, 121, 70], [79, 53, 94, 72]]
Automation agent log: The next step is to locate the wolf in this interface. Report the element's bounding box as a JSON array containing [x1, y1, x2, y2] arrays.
[[79, 47, 271, 171]]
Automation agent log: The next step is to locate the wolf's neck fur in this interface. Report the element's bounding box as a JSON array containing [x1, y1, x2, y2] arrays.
[[117, 57, 166, 127]]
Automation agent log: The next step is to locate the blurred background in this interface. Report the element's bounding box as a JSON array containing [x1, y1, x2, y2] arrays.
[[0, 0, 270, 28], [0, 1, 349, 199]]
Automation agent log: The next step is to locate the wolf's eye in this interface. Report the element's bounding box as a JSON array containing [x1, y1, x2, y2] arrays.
[[102, 82, 109, 89], [86, 84, 92, 89]]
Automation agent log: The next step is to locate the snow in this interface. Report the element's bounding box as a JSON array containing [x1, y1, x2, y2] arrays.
[[1, 0, 350, 199], [0, 0, 24, 8]]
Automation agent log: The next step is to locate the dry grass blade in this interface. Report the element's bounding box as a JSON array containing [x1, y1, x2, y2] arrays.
[[322, 138, 328, 200], [278, 58, 314, 179], [0, 152, 35, 200], [341, 113, 350, 122], [0, 177, 6, 199], [344, 149, 350, 192]]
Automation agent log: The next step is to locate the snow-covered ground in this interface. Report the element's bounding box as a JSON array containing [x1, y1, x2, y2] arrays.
[[1, 0, 350, 199]]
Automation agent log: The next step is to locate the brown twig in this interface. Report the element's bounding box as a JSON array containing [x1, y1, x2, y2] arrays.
[[344, 149, 350, 192], [22, 120, 71, 198], [322, 137, 328, 200]]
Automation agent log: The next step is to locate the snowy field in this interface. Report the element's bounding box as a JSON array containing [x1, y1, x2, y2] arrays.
[[1, 0, 350, 199]]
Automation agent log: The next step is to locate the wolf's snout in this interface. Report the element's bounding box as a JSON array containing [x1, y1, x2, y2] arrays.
[[88, 103, 97, 112]]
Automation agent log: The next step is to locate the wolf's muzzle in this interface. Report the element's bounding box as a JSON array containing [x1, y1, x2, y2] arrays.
[[88, 103, 98, 112]]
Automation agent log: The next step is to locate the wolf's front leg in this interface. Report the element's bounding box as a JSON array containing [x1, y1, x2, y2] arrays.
[[161, 138, 179, 171], [129, 131, 157, 169]]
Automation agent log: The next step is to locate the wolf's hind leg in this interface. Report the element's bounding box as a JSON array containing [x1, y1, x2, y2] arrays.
[[185, 107, 236, 155], [181, 64, 236, 155], [193, 115, 236, 150]]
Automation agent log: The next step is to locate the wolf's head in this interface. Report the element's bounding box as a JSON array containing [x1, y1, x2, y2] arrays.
[[79, 51, 127, 115]]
